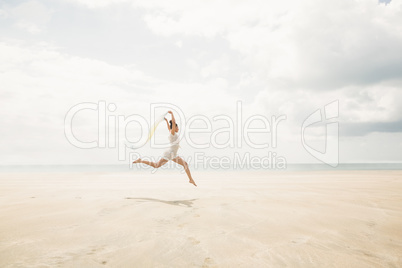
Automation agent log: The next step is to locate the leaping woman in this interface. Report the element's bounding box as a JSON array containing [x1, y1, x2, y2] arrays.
[[132, 111, 197, 187]]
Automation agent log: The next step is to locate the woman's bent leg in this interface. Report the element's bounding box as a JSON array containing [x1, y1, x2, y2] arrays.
[[133, 158, 168, 168], [172, 157, 197, 186]]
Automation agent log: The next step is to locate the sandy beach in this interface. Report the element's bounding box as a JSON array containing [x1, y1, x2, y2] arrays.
[[0, 170, 401, 267]]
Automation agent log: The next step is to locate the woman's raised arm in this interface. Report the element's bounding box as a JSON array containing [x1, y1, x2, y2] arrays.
[[164, 117, 170, 130], [168, 111, 176, 134]]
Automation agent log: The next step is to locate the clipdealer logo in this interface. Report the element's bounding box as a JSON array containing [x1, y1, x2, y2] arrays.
[[301, 100, 339, 167], [64, 100, 339, 169]]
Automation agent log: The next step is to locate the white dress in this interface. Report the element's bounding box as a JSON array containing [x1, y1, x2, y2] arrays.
[[162, 132, 180, 160]]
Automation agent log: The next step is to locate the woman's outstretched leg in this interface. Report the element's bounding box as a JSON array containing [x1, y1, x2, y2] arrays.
[[172, 157, 197, 187], [133, 158, 168, 168]]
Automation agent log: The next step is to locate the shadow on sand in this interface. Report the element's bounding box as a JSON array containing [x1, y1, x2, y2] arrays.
[[125, 197, 198, 208]]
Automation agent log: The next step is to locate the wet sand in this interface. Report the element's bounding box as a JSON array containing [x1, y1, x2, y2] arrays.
[[0, 170, 401, 267]]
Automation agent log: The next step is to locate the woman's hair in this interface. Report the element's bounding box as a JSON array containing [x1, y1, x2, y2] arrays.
[[169, 120, 178, 129]]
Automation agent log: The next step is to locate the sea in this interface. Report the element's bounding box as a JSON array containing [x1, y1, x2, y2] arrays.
[[0, 163, 401, 173]]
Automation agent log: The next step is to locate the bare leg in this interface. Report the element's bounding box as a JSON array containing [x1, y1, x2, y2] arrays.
[[133, 158, 168, 168], [172, 157, 197, 186]]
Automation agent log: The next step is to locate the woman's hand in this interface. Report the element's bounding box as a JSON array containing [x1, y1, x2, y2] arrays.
[[164, 117, 170, 130], [168, 111, 173, 114]]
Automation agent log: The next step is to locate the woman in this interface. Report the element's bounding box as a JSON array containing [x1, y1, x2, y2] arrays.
[[133, 111, 197, 187]]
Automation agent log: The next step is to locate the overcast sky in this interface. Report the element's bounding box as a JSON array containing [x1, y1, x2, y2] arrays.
[[0, 0, 401, 165]]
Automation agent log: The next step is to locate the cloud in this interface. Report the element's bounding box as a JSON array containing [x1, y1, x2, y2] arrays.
[[1, 0, 53, 34], [133, 0, 402, 90], [1, 0, 402, 164], [0, 40, 241, 164], [59, 0, 402, 90], [63, 0, 129, 9], [342, 120, 402, 136], [0, 40, 156, 163], [130, 0, 402, 136]]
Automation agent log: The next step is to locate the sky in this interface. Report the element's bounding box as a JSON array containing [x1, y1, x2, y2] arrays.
[[0, 0, 401, 166]]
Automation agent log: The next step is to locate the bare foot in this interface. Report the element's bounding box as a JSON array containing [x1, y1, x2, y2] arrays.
[[133, 158, 141, 164], [189, 179, 197, 187]]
